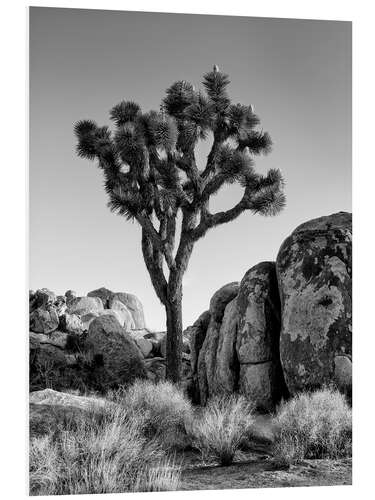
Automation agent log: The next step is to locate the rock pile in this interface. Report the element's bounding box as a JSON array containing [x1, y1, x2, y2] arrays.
[[29, 212, 352, 411], [29, 286, 190, 392], [190, 212, 352, 410]]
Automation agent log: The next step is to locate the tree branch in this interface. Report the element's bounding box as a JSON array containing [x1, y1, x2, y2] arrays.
[[191, 196, 248, 241], [137, 214, 176, 270]]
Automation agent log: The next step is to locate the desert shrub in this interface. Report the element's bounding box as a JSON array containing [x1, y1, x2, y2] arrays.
[[188, 394, 255, 465], [112, 380, 193, 450], [272, 387, 352, 465], [29, 403, 179, 495]]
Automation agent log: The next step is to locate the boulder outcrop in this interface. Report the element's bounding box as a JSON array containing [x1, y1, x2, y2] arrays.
[[236, 262, 287, 411], [29, 287, 160, 393], [276, 212, 352, 395], [28, 212, 352, 405], [197, 282, 239, 404]]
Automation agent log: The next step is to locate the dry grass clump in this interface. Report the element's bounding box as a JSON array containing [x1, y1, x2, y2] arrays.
[[132, 456, 181, 492], [29, 403, 181, 495], [188, 394, 255, 465], [112, 380, 193, 450], [272, 387, 352, 466]]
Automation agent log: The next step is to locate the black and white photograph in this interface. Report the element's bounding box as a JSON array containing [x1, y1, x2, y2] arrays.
[[26, 4, 354, 496]]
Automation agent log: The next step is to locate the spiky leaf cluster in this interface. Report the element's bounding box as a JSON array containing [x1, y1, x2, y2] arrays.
[[110, 101, 141, 126], [163, 81, 196, 119], [74, 66, 285, 233]]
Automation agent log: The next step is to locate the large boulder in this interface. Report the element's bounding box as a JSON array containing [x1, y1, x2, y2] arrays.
[[109, 293, 145, 329], [31, 288, 56, 311], [85, 315, 147, 388], [188, 310, 211, 375], [276, 212, 352, 395], [236, 262, 288, 411], [30, 306, 59, 334], [29, 389, 110, 438], [108, 299, 135, 330], [87, 287, 114, 307], [213, 297, 238, 395], [68, 296, 104, 317], [197, 282, 239, 404]]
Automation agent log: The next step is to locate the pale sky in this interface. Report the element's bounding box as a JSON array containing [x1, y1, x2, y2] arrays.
[[29, 8, 351, 330]]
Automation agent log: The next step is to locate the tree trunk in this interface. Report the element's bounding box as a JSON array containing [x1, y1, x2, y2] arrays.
[[165, 296, 183, 383]]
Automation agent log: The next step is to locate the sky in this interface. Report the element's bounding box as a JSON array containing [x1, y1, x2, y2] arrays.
[[29, 7, 351, 330]]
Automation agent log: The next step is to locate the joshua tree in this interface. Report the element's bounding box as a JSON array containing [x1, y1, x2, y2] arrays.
[[74, 66, 285, 382]]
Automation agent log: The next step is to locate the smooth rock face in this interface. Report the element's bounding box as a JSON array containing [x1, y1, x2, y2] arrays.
[[197, 282, 239, 404], [214, 298, 239, 395], [87, 287, 114, 307], [108, 299, 135, 330], [68, 296, 104, 317], [334, 355, 352, 390], [277, 212, 352, 395], [80, 312, 100, 331], [236, 262, 287, 410], [188, 310, 211, 375], [85, 315, 147, 388], [109, 293, 145, 329], [132, 337, 153, 358], [209, 282, 239, 322], [30, 306, 59, 334]]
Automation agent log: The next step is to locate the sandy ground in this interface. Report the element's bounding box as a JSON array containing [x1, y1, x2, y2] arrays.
[[178, 414, 352, 491]]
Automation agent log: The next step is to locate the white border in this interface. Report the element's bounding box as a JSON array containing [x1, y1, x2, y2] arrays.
[[1, 1, 374, 499]]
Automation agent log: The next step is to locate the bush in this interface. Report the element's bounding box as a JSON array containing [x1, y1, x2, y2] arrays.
[[29, 403, 180, 495], [112, 380, 193, 450], [188, 394, 255, 465], [272, 387, 352, 465]]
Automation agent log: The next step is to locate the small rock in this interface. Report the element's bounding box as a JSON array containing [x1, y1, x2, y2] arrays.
[[65, 290, 77, 305]]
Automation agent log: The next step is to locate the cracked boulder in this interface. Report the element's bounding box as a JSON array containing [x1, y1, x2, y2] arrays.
[[197, 282, 239, 404], [276, 212, 352, 395], [236, 262, 288, 411], [109, 292, 145, 329]]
